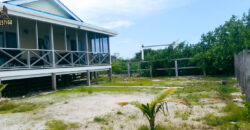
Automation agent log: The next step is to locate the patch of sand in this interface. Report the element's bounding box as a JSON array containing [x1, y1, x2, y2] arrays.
[[0, 92, 226, 130]]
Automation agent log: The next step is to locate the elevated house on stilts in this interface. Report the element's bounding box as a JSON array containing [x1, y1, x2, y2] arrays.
[[0, 0, 117, 95]]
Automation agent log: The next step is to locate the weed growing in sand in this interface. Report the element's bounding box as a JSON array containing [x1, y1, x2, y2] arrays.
[[197, 103, 250, 129], [96, 77, 186, 87], [45, 120, 80, 130], [0, 100, 40, 113], [128, 115, 137, 120], [94, 117, 106, 122], [201, 113, 224, 126], [174, 110, 192, 120], [117, 111, 123, 115]]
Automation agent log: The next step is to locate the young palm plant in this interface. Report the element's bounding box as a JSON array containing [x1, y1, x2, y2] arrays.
[[0, 84, 7, 99], [119, 88, 189, 130]]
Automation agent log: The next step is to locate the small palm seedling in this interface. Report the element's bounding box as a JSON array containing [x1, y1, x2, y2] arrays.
[[118, 88, 189, 130], [0, 84, 7, 99]]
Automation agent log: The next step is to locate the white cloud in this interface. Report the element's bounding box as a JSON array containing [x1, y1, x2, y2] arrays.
[[60, 0, 192, 29], [0, 0, 192, 29], [101, 20, 133, 29]]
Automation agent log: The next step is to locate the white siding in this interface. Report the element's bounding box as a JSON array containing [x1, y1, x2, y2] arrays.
[[20, 0, 73, 19]]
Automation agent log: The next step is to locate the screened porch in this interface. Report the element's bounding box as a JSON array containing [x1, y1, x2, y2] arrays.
[[0, 16, 111, 70]]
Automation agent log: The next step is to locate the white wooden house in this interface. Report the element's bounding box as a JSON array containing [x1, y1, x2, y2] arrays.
[[0, 0, 117, 89]]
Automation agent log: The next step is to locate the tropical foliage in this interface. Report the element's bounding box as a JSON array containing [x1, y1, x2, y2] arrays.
[[113, 10, 250, 76]]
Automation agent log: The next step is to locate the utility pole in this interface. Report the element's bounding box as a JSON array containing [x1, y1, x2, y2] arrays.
[[141, 45, 144, 60]]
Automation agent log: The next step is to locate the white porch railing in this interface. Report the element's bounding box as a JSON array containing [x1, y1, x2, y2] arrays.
[[0, 48, 110, 70]]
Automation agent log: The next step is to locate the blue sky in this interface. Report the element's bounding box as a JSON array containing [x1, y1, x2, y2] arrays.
[[3, 0, 247, 59], [102, 0, 250, 58]]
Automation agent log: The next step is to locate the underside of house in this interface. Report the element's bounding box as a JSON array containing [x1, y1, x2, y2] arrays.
[[0, 0, 117, 96]]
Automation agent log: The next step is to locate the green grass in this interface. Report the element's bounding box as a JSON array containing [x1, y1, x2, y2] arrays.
[[117, 111, 123, 115], [201, 113, 224, 126], [94, 117, 106, 122], [0, 100, 40, 113], [128, 115, 137, 120], [45, 86, 160, 97], [96, 77, 187, 87], [45, 120, 80, 130], [221, 103, 250, 122], [177, 93, 211, 105], [174, 110, 192, 120], [198, 103, 250, 129], [138, 124, 180, 130]]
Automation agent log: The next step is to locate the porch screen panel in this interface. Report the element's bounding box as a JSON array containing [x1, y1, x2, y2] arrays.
[[78, 31, 85, 51], [91, 39, 95, 52], [95, 38, 100, 53], [0, 32, 3, 47], [78, 41, 85, 51], [6, 32, 17, 48], [103, 37, 109, 53]]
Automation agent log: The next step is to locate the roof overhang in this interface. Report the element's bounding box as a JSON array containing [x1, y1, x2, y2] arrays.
[[0, 2, 118, 36], [4, 0, 84, 22]]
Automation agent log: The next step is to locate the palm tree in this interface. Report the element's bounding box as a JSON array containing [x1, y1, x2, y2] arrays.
[[119, 88, 189, 130]]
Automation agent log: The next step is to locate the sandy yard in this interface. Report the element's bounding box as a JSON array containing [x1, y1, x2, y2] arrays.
[[0, 77, 246, 130], [0, 91, 226, 130]]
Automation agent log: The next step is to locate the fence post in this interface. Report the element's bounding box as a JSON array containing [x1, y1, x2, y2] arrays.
[[51, 73, 57, 91], [175, 60, 178, 77], [127, 63, 130, 77], [27, 50, 31, 68], [108, 68, 112, 82], [150, 65, 153, 78], [87, 70, 91, 86]]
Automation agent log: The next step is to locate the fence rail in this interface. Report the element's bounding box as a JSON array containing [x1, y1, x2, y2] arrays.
[[234, 50, 250, 103], [0, 48, 110, 70], [113, 58, 205, 77]]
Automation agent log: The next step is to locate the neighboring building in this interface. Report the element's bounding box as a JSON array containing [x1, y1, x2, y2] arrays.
[[0, 0, 117, 90]]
